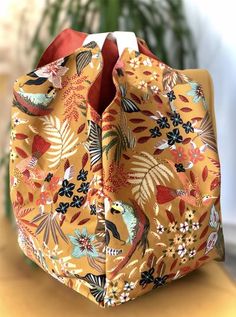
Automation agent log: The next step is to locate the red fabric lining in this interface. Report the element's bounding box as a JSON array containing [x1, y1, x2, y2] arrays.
[[37, 29, 158, 115]]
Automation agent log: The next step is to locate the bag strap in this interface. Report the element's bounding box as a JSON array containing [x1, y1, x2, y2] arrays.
[[82, 31, 139, 56]]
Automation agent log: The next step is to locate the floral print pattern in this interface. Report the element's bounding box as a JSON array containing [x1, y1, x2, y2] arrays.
[[9, 32, 224, 308], [68, 228, 99, 259]]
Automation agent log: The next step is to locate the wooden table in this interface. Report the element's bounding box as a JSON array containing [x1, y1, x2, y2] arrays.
[[0, 215, 235, 317]]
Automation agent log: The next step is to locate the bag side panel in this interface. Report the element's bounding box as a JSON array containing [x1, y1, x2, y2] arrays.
[[9, 46, 107, 307], [102, 49, 223, 307]]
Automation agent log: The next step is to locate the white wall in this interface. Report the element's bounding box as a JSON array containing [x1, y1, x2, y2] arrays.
[[184, 0, 236, 224]]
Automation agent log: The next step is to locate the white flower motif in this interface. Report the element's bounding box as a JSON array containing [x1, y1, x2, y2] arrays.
[[104, 296, 115, 306], [120, 292, 130, 303], [185, 210, 194, 220], [129, 57, 140, 69], [143, 57, 152, 66], [157, 224, 165, 234], [10, 130, 16, 140], [151, 72, 159, 80], [192, 222, 200, 231], [138, 80, 147, 90], [168, 222, 177, 233], [179, 221, 189, 233], [10, 150, 18, 162], [189, 249, 196, 258], [35, 58, 69, 88], [177, 243, 187, 258], [181, 256, 188, 264], [12, 115, 27, 126], [124, 281, 135, 291], [150, 85, 159, 94], [159, 63, 165, 70]]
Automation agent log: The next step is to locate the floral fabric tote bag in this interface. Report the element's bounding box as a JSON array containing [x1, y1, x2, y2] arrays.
[[9, 29, 224, 308]]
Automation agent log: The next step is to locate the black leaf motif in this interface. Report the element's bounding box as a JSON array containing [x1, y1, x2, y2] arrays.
[[76, 50, 92, 75], [87, 120, 102, 166], [26, 71, 38, 78], [105, 229, 110, 245], [121, 97, 140, 112], [82, 273, 106, 303], [105, 219, 124, 242], [61, 56, 69, 67], [25, 77, 48, 86], [83, 41, 97, 49]]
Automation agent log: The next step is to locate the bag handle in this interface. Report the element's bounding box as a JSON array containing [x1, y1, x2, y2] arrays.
[[82, 31, 139, 56]]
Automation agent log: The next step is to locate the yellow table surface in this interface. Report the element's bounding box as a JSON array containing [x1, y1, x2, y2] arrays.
[[0, 216, 235, 317]]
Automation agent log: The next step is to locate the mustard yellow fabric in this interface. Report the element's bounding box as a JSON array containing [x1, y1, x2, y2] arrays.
[[9, 39, 224, 307]]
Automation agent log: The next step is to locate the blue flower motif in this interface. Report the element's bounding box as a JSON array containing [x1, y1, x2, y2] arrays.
[[44, 172, 53, 182], [175, 163, 185, 172], [139, 267, 155, 287], [90, 204, 96, 215], [182, 121, 194, 134], [149, 126, 162, 138], [153, 275, 168, 289], [58, 180, 75, 198], [156, 116, 170, 129], [170, 111, 183, 127], [70, 195, 84, 208], [167, 90, 176, 102], [67, 228, 99, 259], [56, 202, 69, 214], [77, 182, 90, 194], [166, 128, 183, 146], [77, 168, 88, 181]]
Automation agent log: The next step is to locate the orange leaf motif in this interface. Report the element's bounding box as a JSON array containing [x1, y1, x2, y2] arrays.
[[64, 159, 70, 171], [190, 170, 195, 183], [202, 165, 208, 182], [197, 241, 207, 252], [103, 115, 115, 122], [129, 118, 145, 123], [180, 107, 192, 112], [179, 95, 189, 102], [28, 192, 33, 202], [199, 211, 208, 224], [15, 147, 28, 158], [182, 137, 191, 144], [130, 93, 141, 104], [166, 209, 175, 222], [147, 253, 157, 268], [170, 258, 178, 271], [179, 199, 185, 216], [132, 126, 147, 133], [82, 152, 88, 168], [108, 109, 118, 115], [200, 226, 209, 239], [138, 136, 150, 143], [77, 123, 85, 134], [17, 191, 24, 205], [78, 218, 90, 225], [154, 95, 163, 104], [210, 177, 220, 191], [70, 211, 81, 223], [92, 163, 102, 172], [15, 133, 28, 140]]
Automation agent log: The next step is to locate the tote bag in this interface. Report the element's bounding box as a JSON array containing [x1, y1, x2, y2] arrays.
[[9, 29, 224, 307]]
